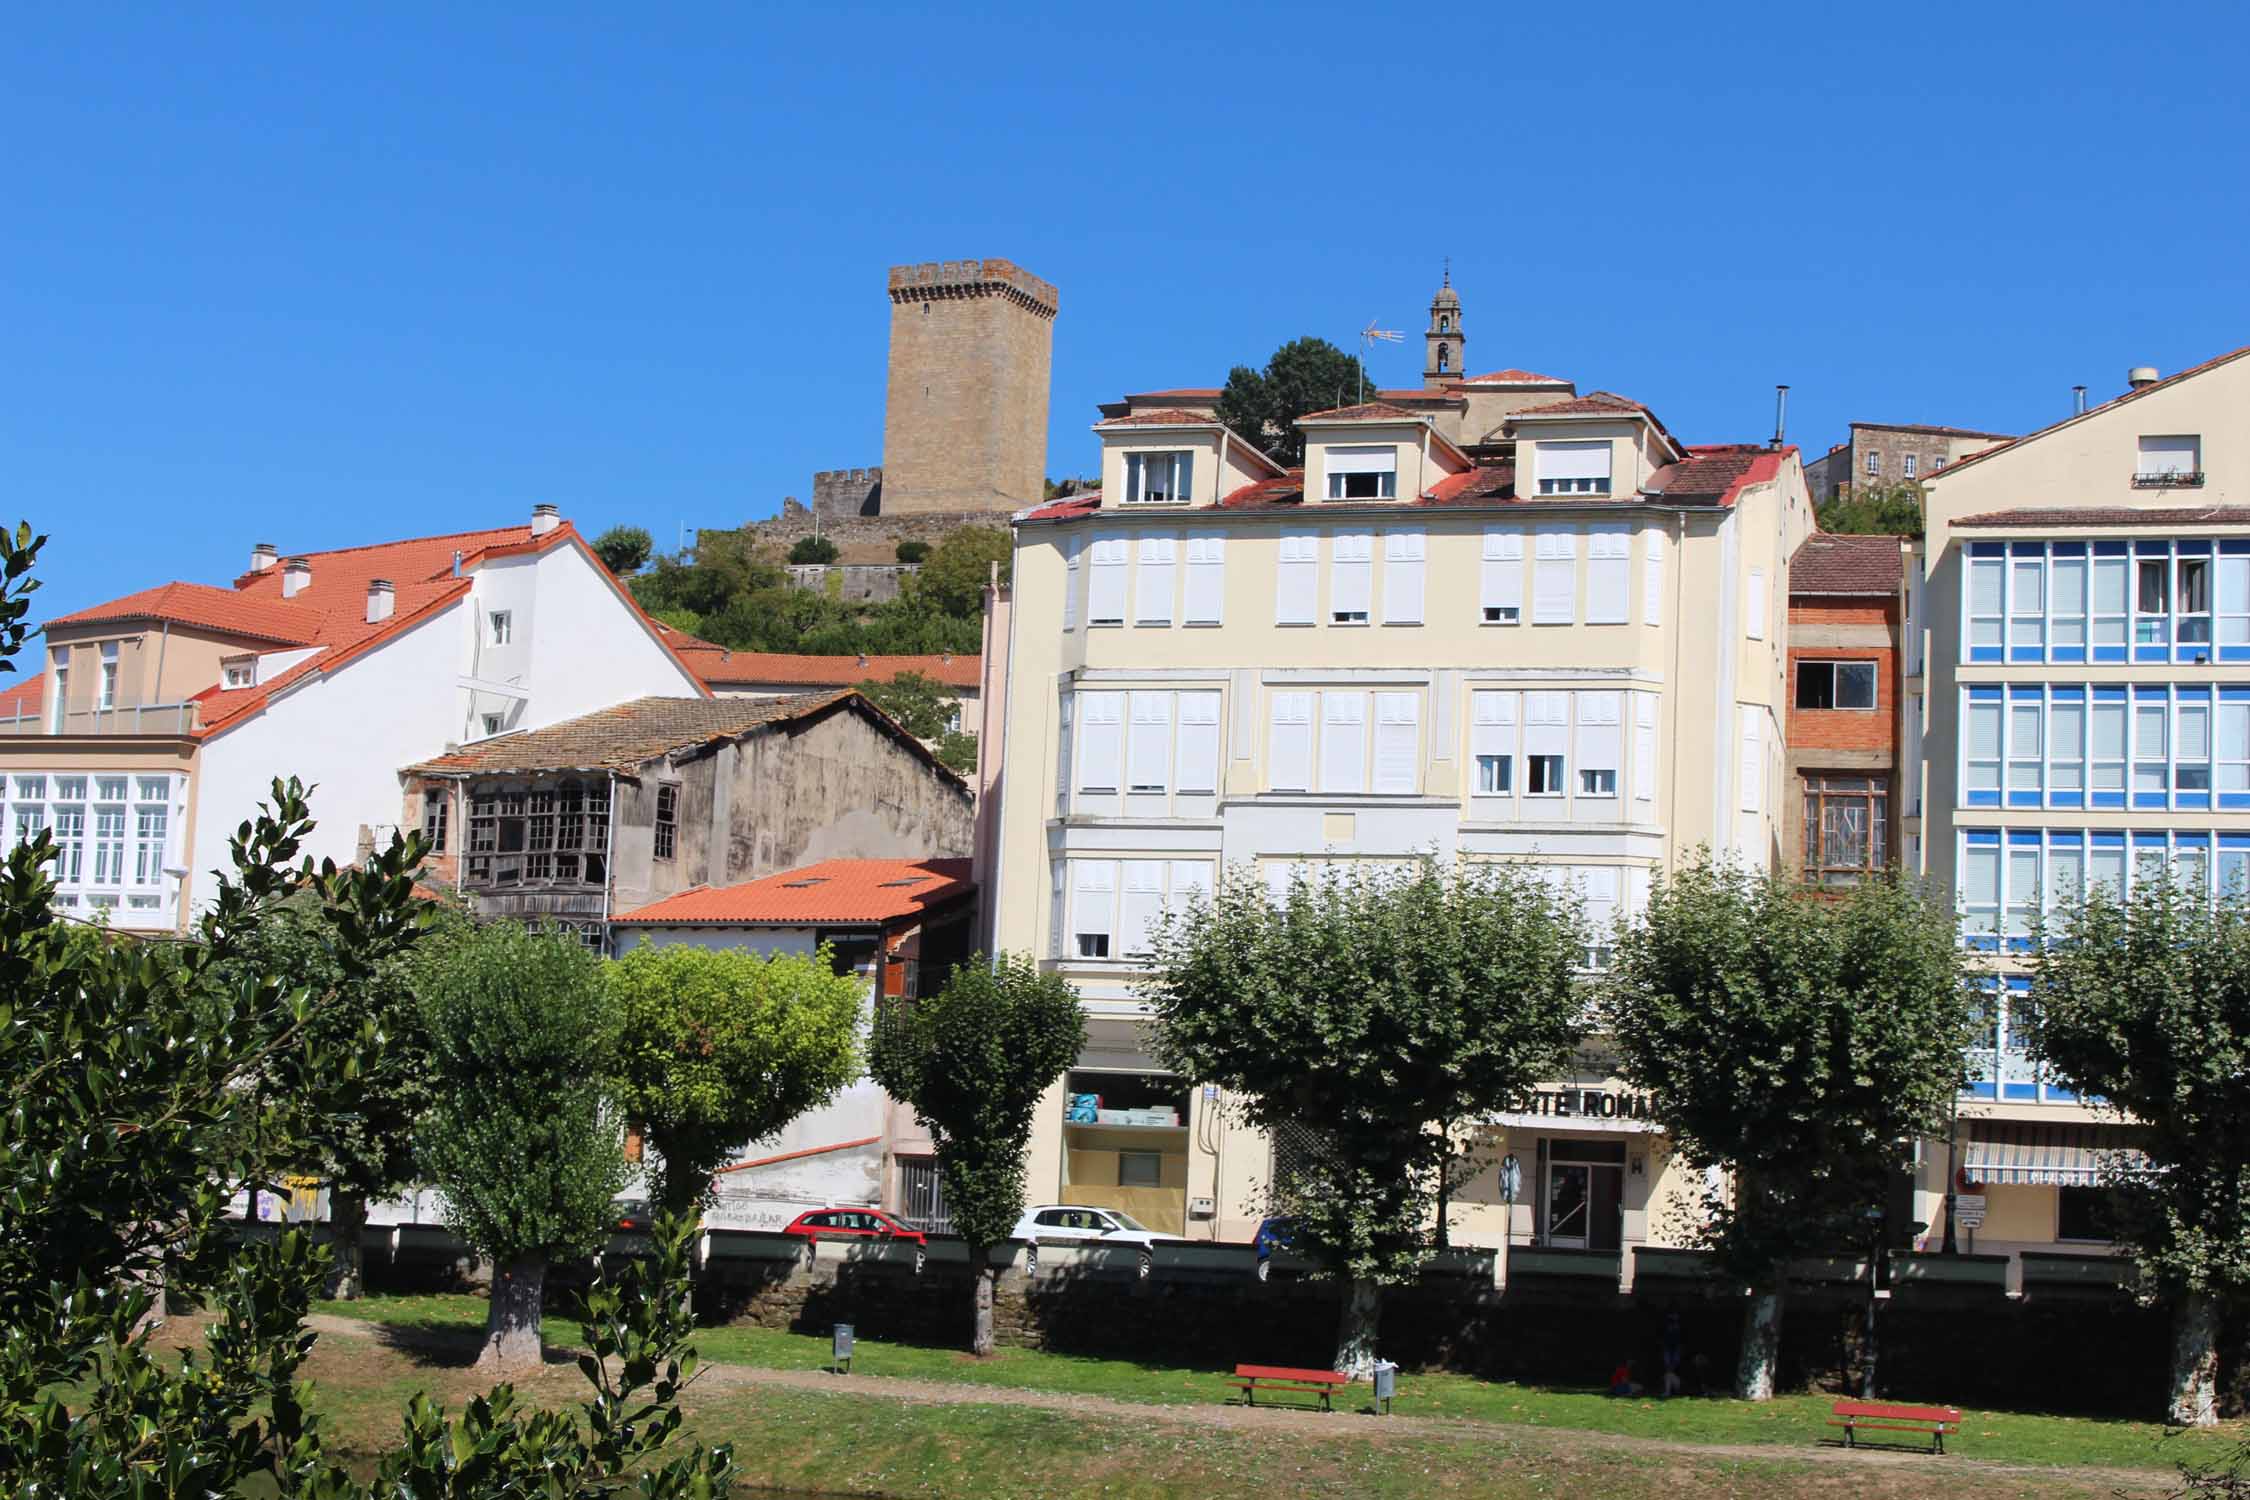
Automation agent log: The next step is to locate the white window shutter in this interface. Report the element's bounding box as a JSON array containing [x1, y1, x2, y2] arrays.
[[1482, 530, 1524, 622], [1088, 537, 1128, 625], [1383, 532, 1426, 625], [1577, 691, 1622, 786], [1077, 691, 1124, 792], [1373, 692, 1420, 794], [1127, 691, 1172, 793], [1534, 528, 1577, 624], [1063, 536, 1082, 629], [1276, 532, 1316, 624], [1331, 532, 1372, 620], [1585, 525, 1630, 624], [1525, 692, 1569, 758], [1269, 691, 1314, 791], [1072, 860, 1115, 951], [1175, 690, 1222, 794], [1135, 535, 1177, 624], [1582, 866, 1620, 940], [1738, 709, 1762, 813], [1321, 691, 1368, 793], [1119, 861, 1164, 956], [1747, 567, 1768, 639], [1471, 690, 1518, 773], [1643, 528, 1665, 625], [1184, 535, 1225, 624], [1633, 693, 1657, 802]]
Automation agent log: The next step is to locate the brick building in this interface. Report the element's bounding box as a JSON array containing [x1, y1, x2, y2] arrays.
[[1803, 422, 2016, 506], [1785, 533, 1909, 885]]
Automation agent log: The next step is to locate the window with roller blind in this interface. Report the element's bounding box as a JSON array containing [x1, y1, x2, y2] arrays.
[[1383, 532, 1425, 624], [1276, 532, 1317, 625], [1124, 451, 1194, 504], [1738, 709, 1763, 813], [1471, 690, 1517, 798], [1534, 440, 1611, 495], [1482, 530, 1524, 624], [1373, 693, 1420, 794], [2135, 435, 2202, 486], [1175, 691, 1222, 794], [1087, 537, 1128, 626], [1325, 445, 1398, 500], [1076, 692, 1124, 794], [1632, 693, 1658, 804], [1268, 691, 1315, 791], [1071, 860, 1116, 957], [1184, 536, 1224, 624], [1643, 528, 1665, 625], [1331, 533, 1373, 623], [1127, 692, 1172, 793], [1576, 692, 1621, 797], [1062, 536, 1082, 629], [1321, 692, 1368, 792], [1135, 536, 1177, 624], [1524, 692, 1569, 796], [1585, 526, 1630, 624], [1533, 529, 1576, 624]]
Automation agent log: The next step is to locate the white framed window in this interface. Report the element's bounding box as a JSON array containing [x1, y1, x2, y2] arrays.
[[482, 713, 505, 736], [2050, 689, 2087, 799], [97, 642, 118, 711], [91, 803, 125, 885], [1325, 445, 1398, 500], [1175, 691, 1222, 795], [1902, 453, 1918, 479], [1062, 536, 1081, 630], [1633, 693, 1657, 804], [1747, 568, 1768, 639], [1320, 691, 1368, 793], [1967, 553, 2004, 655], [1534, 440, 1611, 496], [1330, 533, 1372, 623], [221, 656, 254, 690], [1533, 529, 1576, 625], [1076, 691, 1124, 794], [1585, 526, 1629, 624], [1373, 692, 1419, 795], [1964, 692, 2003, 800], [2092, 690, 2128, 800], [1119, 861, 1164, 956], [1072, 860, 1116, 958], [1382, 532, 1426, 624], [1576, 691, 1621, 798], [2223, 693, 2250, 798], [1276, 532, 1317, 625], [2010, 553, 2045, 653], [1134, 535, 1177, 625], [2009, 694, 2043, 799], [2136, 435, 2202, 482], [1864, 450, 1881, 477], [1184, 536, 1224, 624], [1643, 528, 1665, 626], [1088, 537, 1128, 625], [1524, 692, 1568, 796], [1125, 450, 1194, 504], [1738, 709, 1762, 814], [47, 650, 66, 733], [1269, 691, 1314, 791], [1471, 691, 1517, 799], [1127, 691, 1172, 794], [1481, 530, 1524, 625], [488, 610, 512, 646]]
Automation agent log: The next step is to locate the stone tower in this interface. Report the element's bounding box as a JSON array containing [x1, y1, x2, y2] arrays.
[[1424, 263, 1464, 390], [881, 259, 1059, 516]]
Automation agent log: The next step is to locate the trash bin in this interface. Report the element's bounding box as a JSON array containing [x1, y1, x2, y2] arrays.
[[1372, 1360, 1398, 1415], [832, 1323, 854, 1374]]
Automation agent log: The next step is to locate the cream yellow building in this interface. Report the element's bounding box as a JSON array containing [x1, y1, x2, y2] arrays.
[[987, 336, 1814, 1266], [1913, 346, 2250, 1278]]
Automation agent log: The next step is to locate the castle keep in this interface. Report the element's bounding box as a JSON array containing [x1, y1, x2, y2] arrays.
[[879, 259, 1058, 516]]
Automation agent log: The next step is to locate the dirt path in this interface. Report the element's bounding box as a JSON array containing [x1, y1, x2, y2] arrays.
[[304, 1315, 2178, 1494]]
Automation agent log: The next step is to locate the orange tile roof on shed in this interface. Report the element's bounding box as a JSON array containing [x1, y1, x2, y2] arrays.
[[612, 857, 973, 927]]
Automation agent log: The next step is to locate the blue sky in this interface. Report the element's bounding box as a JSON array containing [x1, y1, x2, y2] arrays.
[[5, 3, 2247, 622]]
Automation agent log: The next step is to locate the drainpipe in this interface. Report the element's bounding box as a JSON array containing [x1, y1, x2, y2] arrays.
[[153, 621, 171, 724], [1419, 422, 1432, 497]]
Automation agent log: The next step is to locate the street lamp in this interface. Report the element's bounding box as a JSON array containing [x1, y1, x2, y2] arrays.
[[1860, 1204, 1886, 1399]]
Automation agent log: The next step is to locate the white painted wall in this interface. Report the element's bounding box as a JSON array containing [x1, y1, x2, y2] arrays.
[[497, 543, 702, 729]]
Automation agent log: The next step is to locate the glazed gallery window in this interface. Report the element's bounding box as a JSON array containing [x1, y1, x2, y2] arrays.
[[1325, 446, 1398, 501], [1124, 451, 1193, 505], [1802, 774, 1889, 885], [422, 792, 449, 853], [1963, 539, 2250, 665], [653, 784, 679, 861], [1796, 660, 1878, 710], [464, 779, 611, 887]]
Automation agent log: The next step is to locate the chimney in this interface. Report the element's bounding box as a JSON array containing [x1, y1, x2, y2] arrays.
[[1770, 385, 1790, 450], [531, 503, 561, 536], [2073, 385, 2088, 415], [856, 653, 869, 668], [365, 578, 395, 623], [281, 557, 311, 599], [250, 542, 277, 574], [2129, 366, 2160, 390]]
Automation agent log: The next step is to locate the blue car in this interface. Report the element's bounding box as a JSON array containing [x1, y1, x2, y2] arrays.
[[1253, 1216, 1297, 1280]]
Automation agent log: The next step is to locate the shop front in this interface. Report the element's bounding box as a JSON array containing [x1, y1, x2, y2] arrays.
[[1912, 1116, 2149, 1284], [1453, 1080, 1698, 1266]]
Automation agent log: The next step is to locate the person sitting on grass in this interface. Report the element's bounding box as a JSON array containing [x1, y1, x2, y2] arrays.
[[1660, 1312, 1685, 1398], [1609, 1358, 1642, 1398]]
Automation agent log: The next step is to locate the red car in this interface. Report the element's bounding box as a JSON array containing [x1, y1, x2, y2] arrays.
[[781, 1207, 929, 1247]]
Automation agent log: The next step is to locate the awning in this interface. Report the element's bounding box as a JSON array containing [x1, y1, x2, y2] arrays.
[[1486, 1111, 1660, 1136], [1961, 1122, 2151, 1186]]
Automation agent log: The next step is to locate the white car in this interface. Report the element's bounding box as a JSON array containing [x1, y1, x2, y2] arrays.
[[1012, 1204, 1174, 1248]]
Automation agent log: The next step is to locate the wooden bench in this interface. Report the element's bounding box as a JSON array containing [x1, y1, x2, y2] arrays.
[[1227, 1363, 1351, 1412], [1827, 1399, 1963, 1454]]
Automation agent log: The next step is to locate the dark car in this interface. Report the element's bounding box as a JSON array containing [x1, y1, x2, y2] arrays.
[[1253, 1216, 1297, 1280], [782, 1207, 930, 1248]]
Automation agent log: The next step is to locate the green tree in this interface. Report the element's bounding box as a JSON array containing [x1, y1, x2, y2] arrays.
[[1143, 861, 1584, 1374], [609, 943, 864, 1219], [855, 670, 960, 741], [2025, 880, 2250, 1425], [789, 534, 840, 565], [415, 921, 630, 1373], [591, 523, 654, 575], [895, 538, 932, 564], [912, 525, 1012, 617], [1600, 863, 1970, 1399], [1214, 337, 1372, 466], [934, 728, 978, 775], [868, 954, 1083, 1356], [651, 606, 703, 638], [1821, 481, 1926, 537]]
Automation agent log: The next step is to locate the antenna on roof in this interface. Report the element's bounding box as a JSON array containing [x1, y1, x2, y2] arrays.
[[1358, 320, 1403, 404]]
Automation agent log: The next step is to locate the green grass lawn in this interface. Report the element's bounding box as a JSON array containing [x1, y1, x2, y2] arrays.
[[313, 1290, 2236, 1478]]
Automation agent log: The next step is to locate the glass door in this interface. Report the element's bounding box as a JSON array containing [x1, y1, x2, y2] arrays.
[[1546, 1163, 1591, 1248]]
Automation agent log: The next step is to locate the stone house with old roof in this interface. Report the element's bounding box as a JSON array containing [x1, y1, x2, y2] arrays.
[[402, 690, 974, 949]]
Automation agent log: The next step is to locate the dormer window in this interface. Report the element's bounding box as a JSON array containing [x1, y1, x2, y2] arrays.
[[1534, 440, 1613, 496], [2136, 435, 2203, 487], [1325, 446, 1398, 500], [221, 656, 255, 690], [1124, 451, 1194, 505]]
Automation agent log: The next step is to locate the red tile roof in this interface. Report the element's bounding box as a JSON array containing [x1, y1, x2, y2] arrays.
[[1122, 388, 1222, 400], [0, 674, 41, 721], [1954, 506, 2250, 529], [612, 857, 973, 927], [1929, 345, 2250, 481], [1510, 390, 1649, 418], [51, 582, 322, 646], [1214, 472, 1310, 509], [407, 690, 860, 775], [668, 642, 981, 692], [1093, 408, 1223, 427], [1789, 533, 1904, 595], [1297, 401, 1424, 423], [1017, 491, 1107, 523], [1457, 369, 1572, 386], [1644, 444, 1791, 509]]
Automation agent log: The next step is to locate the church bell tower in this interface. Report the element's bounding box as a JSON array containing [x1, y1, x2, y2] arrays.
[[1424, 261, 1464, 391]]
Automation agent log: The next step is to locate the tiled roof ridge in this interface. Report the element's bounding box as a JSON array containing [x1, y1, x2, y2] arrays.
[[610, 855, 974, 927], [230, 522, 534, 587]]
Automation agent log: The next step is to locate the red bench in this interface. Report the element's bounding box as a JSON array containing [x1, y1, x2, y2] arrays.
[[1227, 1363, 1350, 1412], [1827, 1399, 1963, 1454]]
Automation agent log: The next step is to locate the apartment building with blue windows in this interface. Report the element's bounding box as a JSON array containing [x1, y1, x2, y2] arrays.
[[1916, 346, 2250, 1277]]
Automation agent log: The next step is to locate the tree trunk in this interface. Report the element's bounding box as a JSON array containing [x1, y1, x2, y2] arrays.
[[2169, 1292, 2222, 1427], [477, 1256, 547, 1375], [1433, 1119, 1452, 1250], [1736, 1287, 1783, 1401], [970, 1252, 997, 1358], [324, 1190, 368, 1301], [1334, 1277, 1383, 1379]]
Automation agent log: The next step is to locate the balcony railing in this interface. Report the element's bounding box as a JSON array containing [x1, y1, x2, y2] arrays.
[[0, 701, 200, 737], [2132, 469, 2206, 488]]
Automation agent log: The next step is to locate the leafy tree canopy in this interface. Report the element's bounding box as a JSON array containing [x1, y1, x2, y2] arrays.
[[1215, 337, 1373, 466], [895, 538, 932, 564], [1821, 481, 1926, 537], [910, 525, 1012, 617], [591, 523, 654, 575], [609, 942, 864, 1216], [856, 670, 960, 742], [788, 534, 840, 565]]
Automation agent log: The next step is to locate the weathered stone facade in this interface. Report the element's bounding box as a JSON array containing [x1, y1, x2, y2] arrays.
[[881, 259, 1057, 516], [1803, 422, 2015, 505]]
